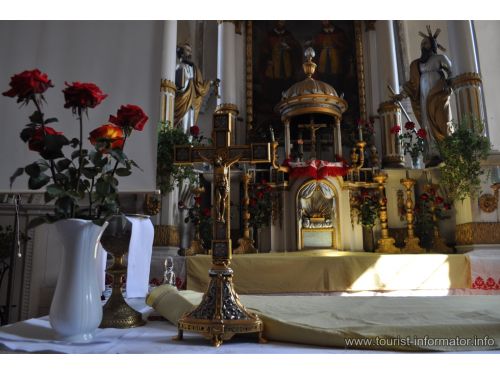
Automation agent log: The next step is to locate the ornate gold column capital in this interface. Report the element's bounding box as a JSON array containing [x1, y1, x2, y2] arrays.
[[378, 100, 401, 114], [215, 103, 239, 116], [160, 79, 176, 94], [452, 72, 482, 89]]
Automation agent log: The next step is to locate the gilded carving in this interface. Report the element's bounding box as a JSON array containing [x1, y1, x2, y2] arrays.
[[456, 222, 500, 245]]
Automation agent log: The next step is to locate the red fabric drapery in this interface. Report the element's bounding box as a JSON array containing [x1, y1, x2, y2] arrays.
[[283, 159, 349, 179]]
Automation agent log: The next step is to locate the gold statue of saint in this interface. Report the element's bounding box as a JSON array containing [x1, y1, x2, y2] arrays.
[[393, 26, 453, 167]]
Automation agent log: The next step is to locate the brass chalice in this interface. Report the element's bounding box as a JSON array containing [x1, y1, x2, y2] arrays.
[[99, 214, 146, 329]]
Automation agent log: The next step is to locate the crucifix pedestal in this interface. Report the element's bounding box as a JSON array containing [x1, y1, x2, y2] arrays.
[[173, 109, 273, 346]]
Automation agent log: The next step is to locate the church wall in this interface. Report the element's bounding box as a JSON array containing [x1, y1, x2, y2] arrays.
[[0, 20, 162, 193], [474, 20, 500, 150]]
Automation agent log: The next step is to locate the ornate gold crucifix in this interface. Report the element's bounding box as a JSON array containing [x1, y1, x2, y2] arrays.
[[173, 108, 273, 347]]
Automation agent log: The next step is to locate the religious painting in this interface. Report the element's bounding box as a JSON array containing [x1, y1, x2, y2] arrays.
[[246, 20, 366, 143]]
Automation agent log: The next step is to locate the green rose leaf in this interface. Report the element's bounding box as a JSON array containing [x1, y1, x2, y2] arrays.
[[56, 159, 72, 172], [115, 168, 132, 177], [9, 167, 25, 188], [25, 162, 41, 177], [28, 173, 50, 190]]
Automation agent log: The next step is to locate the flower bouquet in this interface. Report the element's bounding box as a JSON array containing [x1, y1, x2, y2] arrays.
[[3, 69, 148, 227]]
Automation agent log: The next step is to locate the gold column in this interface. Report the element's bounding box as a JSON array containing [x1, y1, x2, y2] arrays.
[[186, 186, 207, 256], [424, 183, 453, 254], [374, 172, 400, 253], [452, 73, 485, 129], [234, 172, 257, 254], [378, 101, 404, 168], [400, 176, 425, 254]]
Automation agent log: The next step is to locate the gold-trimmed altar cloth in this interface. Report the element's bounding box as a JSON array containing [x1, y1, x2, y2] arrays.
[[147, 285, 500, 352], [186, 250, 470, 293]]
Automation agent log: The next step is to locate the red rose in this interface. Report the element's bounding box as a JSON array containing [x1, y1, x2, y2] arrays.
[[444, 203, 452, 210], [420, 193, 429, 201], [28, 126, 63, 152], [435, 196, 444, 205], [2, 69, 53, 102], [89, 124, 125, 152], [203, 207, 211, 217], [63, 81, 107, 110], [190, 125, 200, 137], [404, 121, 415, 130], [417, 128, 427, 139], [194, 196, 202, 205], [390, 125, 401, 134], [109, 104, 148, 131]]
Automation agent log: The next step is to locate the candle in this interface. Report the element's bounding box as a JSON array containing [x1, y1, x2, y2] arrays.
[[426, 171, 431, 183], [406, 169, 410, 179], [358, 125, 363, 141]]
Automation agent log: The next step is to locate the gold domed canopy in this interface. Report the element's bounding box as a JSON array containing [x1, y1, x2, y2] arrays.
[[276, 47, 348, 120]]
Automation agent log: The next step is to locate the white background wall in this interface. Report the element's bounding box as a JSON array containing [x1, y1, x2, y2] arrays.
[[0, 21, 162, 193], [474, 21, 500, 151]]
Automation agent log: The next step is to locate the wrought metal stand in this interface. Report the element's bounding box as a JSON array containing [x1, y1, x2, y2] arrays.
[[374, 172, 400, 253], [400, 176, 425, 254]]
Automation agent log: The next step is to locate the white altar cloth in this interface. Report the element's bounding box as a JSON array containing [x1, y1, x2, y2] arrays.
[[0, 300, 340, 354]]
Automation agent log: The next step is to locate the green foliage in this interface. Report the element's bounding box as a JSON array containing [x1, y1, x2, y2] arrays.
[[438, 116, 491, 201], [156, 124, 197, 194]]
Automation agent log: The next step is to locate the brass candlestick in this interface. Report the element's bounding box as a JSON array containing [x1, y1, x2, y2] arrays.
[[100, 214, 146, 329], [400, 177, 425, 253], [424, 183, 452, 253], [234, 171, 257, 254], [186, 186, 207, 256], [374, 172, 400, 253]]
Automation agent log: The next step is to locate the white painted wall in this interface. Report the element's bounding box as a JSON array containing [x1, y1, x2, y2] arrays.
[[474, 21, 500, 150], [0, 21, 161, 193]]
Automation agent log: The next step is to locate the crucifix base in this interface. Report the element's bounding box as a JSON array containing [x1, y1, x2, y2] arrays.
[[175, 265, 265, 347]]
